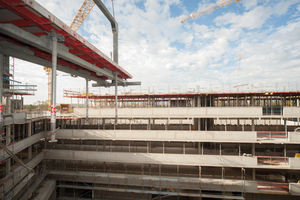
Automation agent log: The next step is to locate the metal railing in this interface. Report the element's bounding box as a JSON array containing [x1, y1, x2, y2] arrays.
[[257, 181, 289, 192], [257, 131, 288, 140], [257, 156, 289, 165], [64, 82, 300, 96]]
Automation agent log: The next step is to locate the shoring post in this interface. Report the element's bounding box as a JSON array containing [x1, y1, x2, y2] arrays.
[[86, 79, 89, 120], [50, 35, 57, 142], [114, 72, 118, 126]]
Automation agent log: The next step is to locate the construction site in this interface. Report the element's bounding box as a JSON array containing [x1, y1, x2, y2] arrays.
[[0, 0, 300, 200]]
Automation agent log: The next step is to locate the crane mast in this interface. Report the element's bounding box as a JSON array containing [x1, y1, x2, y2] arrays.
[[70, 0, 95, 31], [181, 0, 241, 24]]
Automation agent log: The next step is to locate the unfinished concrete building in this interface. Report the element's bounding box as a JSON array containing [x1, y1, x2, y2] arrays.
[[0, 0, 300, 200]]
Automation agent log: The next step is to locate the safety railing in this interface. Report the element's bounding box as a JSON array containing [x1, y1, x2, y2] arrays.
[[64, 82, 300, 96], [9, 84, 37, 95], [257, 156, 289, 165], [25, 111, 49, 119], [257, 131, 288, 140], [262, 106, 283, 115], [257, 181, 289, 192]]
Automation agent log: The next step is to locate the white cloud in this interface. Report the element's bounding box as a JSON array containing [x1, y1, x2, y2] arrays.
[[242, 0, 257, 10], [12, 0, 300, 104]]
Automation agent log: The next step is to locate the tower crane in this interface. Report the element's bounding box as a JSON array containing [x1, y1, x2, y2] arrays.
[[181, 0, 242, 82], [45, 0, 95, 110], [181, 0, 241, 24]]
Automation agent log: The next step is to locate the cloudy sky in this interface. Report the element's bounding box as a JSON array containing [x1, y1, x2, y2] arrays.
[[14, 0, 300, 104]]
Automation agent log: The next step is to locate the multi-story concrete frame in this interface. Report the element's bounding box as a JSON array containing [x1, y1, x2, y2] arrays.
[[3, 90, 300, 199], [0, 0, 300, 200]]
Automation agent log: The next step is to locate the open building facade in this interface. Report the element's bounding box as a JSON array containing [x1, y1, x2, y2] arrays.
[[0, 0, 300, 199]]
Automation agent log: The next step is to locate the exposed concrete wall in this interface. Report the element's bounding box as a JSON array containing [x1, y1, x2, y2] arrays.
[[56, 129, 300, 144], [284, 107, 300, 117], [4, 112, 26, 125], [290, 183, 300, 195], [289, 132, 300, 142], [76, 107, 264, 118], [56, 129, 257, 143], [44, 149, 258, 168], [289, 158, 300, 169], [76, 107, 300, 118]]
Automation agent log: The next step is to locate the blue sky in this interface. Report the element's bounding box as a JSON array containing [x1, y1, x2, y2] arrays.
[[14, 0, 300, 104]]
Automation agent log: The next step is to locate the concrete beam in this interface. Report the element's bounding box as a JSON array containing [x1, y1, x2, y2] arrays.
[[73, 107, 300, 119], [56, 184, 245, 199], [0, 40, 108, 84], [92, 81, 141, 87], [44, 149, 259, 168], [56, 129, 258, 143], [0, 24, 122, 82], [74, 107, 264, 118], [56, 129, 300, 144], [48, 170, 257, 193], [93, 0, 118, 64], [0, 131, 45, 161]]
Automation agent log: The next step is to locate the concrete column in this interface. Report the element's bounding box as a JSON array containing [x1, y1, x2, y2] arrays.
[[148, 118, 151, 130], [86, 79, 89, 120], [148, 141, 151, 153], [252, 143, 255, 156], [50, 36, 57, 142], [284, 144, 287, 157], [114, 72, 118, 125], [103, 118, 105, 130], [198, 142, 201, 154], [252, 168, 256, 181], [199, 166, 201, 178], [242, 119, 245, 131], [6, 127, 11, 174], [61, 119, 64, 129], [44, 119, 47, 149], [153, 119, 155, 130], [251, 119, 255, 131], [284, 118, 287, 132], [227, 96, 230, 106], [28, 122, 32, 159], [5, 95, 11, 173], [0, 55, 3, 138]]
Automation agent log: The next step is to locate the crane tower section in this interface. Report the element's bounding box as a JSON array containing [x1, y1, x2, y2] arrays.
[[181, 0, 241, 24], [70, 0, 95, 31]]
